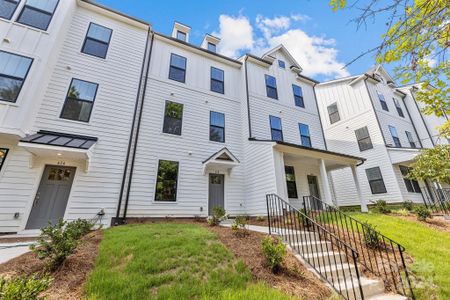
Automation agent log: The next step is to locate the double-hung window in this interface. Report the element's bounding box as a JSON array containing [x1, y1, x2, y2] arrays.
[[399, 166, 421, 193], [405, 131, 416, 148], [365, 167, 387, 194], [17, 0, 59, 31], [81, 23, 113, 59], [210, 111, 225, 142], [210, 67, 224, 94], [207, 42, 216, 52], [155, 160, 179, 202], [163, 101, 183, 135], [265, 75, 278, 99], [0, 148, 8, 171], [285, 166, 298, 198], [292, 84, 304, 108], [0, 0, 20, 20], [327, 102, 340, 124], [393, 98, 404, 117], [169, 54, 186, 83], [355, 126, 373, 151], [270, 115, 283, 141], [389, 125, 401, 147], [299, 123, 311, 147], [60, 79, 98, 122], [377, 92, 389, 111], [0, 51, 33, 103]]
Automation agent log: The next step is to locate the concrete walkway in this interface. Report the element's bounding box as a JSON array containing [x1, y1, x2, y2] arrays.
[[0, 242, 35, 264]]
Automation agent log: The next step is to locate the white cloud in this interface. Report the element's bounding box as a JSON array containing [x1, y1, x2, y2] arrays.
[[213, 15, 254, 58], [291, 14, 311, 23]]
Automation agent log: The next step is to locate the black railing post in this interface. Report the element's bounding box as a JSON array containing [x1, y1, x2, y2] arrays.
[[266, 194, 272, 235], [399, 244, 415, 300]]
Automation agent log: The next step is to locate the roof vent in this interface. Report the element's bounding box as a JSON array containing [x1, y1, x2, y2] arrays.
[[201, 34, 220, 53], [172, 22, 191, 42]]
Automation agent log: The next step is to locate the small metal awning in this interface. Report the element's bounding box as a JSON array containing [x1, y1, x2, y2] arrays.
[[202, 147, 240, 175], [18, 131, 98, 172]]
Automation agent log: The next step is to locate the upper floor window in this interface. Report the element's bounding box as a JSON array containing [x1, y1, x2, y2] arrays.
[[377, 92, 389, 111], [355, 126, 373, 151], [399, 166, 421, 193], [365, 167, 387, 194], [0, 51, 33, 103], [210, 111, 225, 143], [292, 84, 304, 108], [285, 166, 298, 198], [299, 123, 311, 147], [60, 79, 98, 122], [405, 131, 416, 148], [163, 101, 183, 135], [155, 160, 179, 202], [327, 102, 340, 124], [81, 23, 113, 59], [265, 75, 278, 99], [393, 98, 404, 117], [210, 67, 224, 94], [278, 60, 285, 69], [169, 54, 186, 83], [0, 148, 8, 171], [269, 115, 283, 141], [0, 0, 20, 20], [207, 42, 216, 53], [388, 125, 402, 147], [17, 0, 59, 31], [176, 31, 186, 41]]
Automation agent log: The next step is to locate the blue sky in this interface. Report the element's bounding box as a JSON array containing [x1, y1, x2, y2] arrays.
[[97, 0, 393, 81]]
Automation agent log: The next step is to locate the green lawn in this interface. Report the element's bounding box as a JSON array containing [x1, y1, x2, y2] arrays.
[[349, 213, 450, 300], [85, 223, 295, 300]]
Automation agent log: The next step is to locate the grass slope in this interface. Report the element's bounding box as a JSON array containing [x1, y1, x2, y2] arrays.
[[85, 223, 295, 300], [349, 213, 450, 300]]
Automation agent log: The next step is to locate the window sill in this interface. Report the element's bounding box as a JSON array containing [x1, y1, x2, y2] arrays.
[[77, 51, 108, 62], [160, 132, 183, 138], [152, 200, 178, 204], [59, 118, 92, 126], [0, 100, 19, 107], [11, 22, 50, 35]]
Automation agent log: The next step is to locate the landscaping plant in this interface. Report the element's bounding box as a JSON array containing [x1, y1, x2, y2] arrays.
[[415, 206, 431, 222], [395, 208, 410, 216], [0, 275, 51, 300], [256, 216, 265, 222], [372, 200, 390, 214], [362, 221, 381, 249], [261, 236, 286, 273], [207, 206, 226, 226], [231, 216, 249, 237], [402, 200, 414, 212]]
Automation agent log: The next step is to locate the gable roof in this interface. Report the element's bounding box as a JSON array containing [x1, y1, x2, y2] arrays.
[[202, 147, 240, 164], [367, 65, 395, 85], [262, 44, 303, 72]]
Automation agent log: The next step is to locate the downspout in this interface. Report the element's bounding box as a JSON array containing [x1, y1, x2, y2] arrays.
[[410, 88, 435, 147], [364, 77, 388, 145], [244, 56, 252, 138], [122, 32, 155, 221], [115, 27, 152, 224], [400, 93, 423, 148], [313, 83, 328, 150]]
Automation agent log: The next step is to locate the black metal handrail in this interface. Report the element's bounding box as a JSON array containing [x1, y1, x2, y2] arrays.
[[266, 194, 364, 300], [302, 195, 414, 298], [421, 187, 450, 214]]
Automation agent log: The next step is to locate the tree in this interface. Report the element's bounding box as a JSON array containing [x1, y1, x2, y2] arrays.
[[408, 145, 450, 184]]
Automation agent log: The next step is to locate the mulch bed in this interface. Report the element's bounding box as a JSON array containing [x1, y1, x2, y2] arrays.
[[0, 230, 103, 300], [390, 213, 450, 233]]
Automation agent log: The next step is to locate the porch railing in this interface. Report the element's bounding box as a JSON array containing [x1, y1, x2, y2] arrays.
[[420, 187, 450, 215], [302, 195, 414, 298], [266, 194, 364, 300]]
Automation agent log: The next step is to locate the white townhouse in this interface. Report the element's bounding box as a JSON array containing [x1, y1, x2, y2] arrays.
[[0, 0, 149, 232], [315, 65, 441, 207]]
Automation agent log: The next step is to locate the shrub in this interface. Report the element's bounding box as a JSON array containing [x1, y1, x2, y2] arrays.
[[256, 216, 265, 222], [261, 236, 286, 273], [0, 275, 51, 300], [231, 216, 249, 237], [207, 207, 226, 226], [395, 208, 410, 216], [297, 209, 310, 228], [362, 221, 381, 249], [30, 218, 94, 270], [402, 200, 414, 211], [372, 200, 390, 214], [415, 206, 431, 221]]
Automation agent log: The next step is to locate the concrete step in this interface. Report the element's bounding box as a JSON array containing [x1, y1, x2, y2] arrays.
[[318, 262, 357, 280], [367, 294, 408, 300], [303, 251, 348, 267], [335, 277, 385, 300], [282, 231, 321, 241], [292, 240, 333, 253]]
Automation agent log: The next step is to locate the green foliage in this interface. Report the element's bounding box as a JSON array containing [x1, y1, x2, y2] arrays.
[[30, 219, 94, 270], [362, 221, 381, 249], [372, 200, 390, 214], [256, 216, 265, 222], [0, 275, 51, 300], [261, 236, 286, 273], [231, 216, 249, 237], [395, 208, 411, 216], [402, 200, 414, 212], [415, 206, 431, 222], [207, 207, 226, 226], [409, 145, 450, 185]]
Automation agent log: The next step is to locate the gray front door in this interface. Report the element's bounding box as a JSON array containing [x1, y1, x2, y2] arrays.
[[26, 165, 76, 229], [208, 174, 224, 215], [307, 175, 322, 210]]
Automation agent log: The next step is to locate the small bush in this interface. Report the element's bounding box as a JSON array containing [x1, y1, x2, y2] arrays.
[[372, 200, 390, 214], [261, 236, 286, 273], [0, 275, 51, 300], [402, 200, 414, 211], [363, 221, 381, 249], [256, 216, 265, 222], [297, 209, 310, 228], [231, 216, 249, 237], [415, 206, 431, 221], [395, 208, 410, 216], [207, 207, 226, 226]]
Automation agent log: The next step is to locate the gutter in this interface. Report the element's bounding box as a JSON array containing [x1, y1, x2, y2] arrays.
[[313, 83, 328, 150], [244, 56, 252, 138], [410, 88, 435, 147]]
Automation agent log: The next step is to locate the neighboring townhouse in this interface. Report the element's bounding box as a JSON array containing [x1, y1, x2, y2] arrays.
[[316, 65, 430, 206], [0, 0, 149, 232]]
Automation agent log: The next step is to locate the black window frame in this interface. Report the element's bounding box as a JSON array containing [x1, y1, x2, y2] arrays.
[[81, 22, 113, 59], [285, 166, 298, 199], [292, 84, 304, 108], [154, 159, 179, 202], [168, 53, 187, 83], [265, 74, 278, 100], [0, 148, 9, 172], [210, 111, 225, 143], [405, 131, 416, 148], [377, 92, 389, 111], [327, 102, 340, 124], [355, 126, 373, 151], [393, 98, 404, 117], [59, 78, 99, 123], [0, 50, 33, 103], [269, 115, 283, 141], [207, 42, 216, 53], [299, 123, 312, 147], [176, 30, 186, 41], [389, 125, 402, 147], [210, 67, 224, 94], [399, 165, 421, 193], [365, 167, 387, 194], [16, 0, 59, 31], [162, 100, 183, 136], [278, 60, 286, 69], [0, 0, 20, 20]]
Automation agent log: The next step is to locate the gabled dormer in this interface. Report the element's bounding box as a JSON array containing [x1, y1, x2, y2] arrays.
[[262, 45, 303, 74], [200, 34, 220, 53], [172, 22, 191, 42], [368, 65, 396, 87]]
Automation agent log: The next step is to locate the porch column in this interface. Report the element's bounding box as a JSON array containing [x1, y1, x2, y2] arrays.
[[319, 159, 333, 205], [351, 165, 368, 212]]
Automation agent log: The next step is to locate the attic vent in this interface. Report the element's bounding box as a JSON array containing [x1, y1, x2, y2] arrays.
[[216, 153, 233, 161]]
